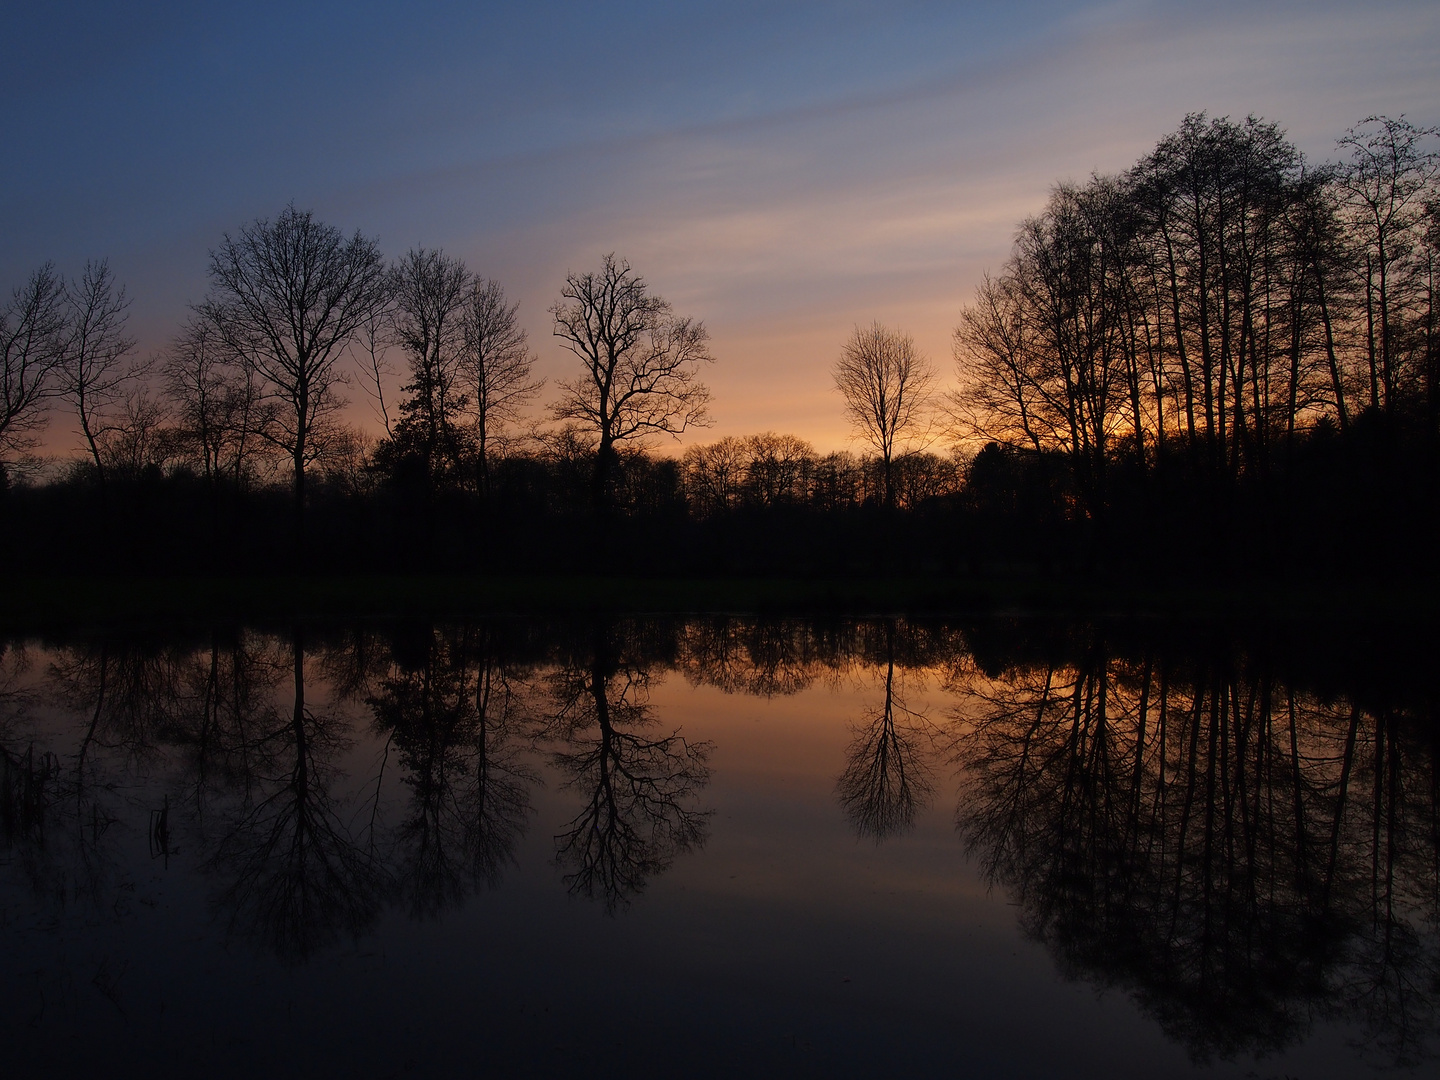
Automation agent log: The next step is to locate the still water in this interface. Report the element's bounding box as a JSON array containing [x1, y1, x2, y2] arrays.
[[1, 617, 1435, 1078]]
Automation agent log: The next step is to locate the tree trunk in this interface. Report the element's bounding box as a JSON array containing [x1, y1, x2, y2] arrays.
[[293, 412, 307, 567], [1316, 270, 1349, 432], [592, 434, 616, 515]]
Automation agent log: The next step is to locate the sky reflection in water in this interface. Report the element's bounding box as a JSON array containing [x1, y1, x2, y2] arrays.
[[1, 617, 1434, 1078]]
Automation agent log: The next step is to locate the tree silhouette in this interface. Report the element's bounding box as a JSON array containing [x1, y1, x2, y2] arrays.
[[58, 259, 137, 494], [836, 621, 936, 839], [385, 247, 473, 491], [1, 265, 67, 474], [200, 205, 388, 559], [540, 627, 711, 911], [460, 277, 542, 497], [1335, 116, 1439, 413], [367, 625, 535, 917], [550, 254, 713, 511], [206, 629, 385, 961], [835, 322, 935, 509]]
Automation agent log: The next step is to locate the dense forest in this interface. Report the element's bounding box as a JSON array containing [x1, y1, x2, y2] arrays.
[[2, 113, 1436, 580]]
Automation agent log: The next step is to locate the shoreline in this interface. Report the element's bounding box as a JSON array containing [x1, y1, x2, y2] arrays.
[[5, 573, 1437, 626]]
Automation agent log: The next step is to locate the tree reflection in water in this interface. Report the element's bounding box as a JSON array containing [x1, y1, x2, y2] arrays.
[[678, 616, 828, 697], [540, 624, 712, 912], [946, 626, 1440, 1066], [367, 624, 536, 917], [0, 615, 1436, 1072], [835, 619, 937, 840], [205, 628, 385, 961]]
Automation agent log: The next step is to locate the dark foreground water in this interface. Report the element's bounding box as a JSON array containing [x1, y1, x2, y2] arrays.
[[1, 616, 1435, 1078]]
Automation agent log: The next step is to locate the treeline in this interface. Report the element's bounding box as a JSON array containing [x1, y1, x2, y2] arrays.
[[3, 113, 1437, 580], [953, 113, 1440, 572], [0, 216, 964, 574], [0, 430, 968, 576]]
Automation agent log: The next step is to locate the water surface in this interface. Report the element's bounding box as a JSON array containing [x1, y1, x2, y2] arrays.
[[2, 617, 1434, 1077]]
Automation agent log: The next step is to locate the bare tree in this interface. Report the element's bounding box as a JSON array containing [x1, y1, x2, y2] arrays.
[[59, 259, 137, 491], [950, 273, 1048, 453], [834, 321, 936, 508], [0, 264, 68, 472], [388, 248, 471, 487], [743, 431, 815, 507], [835, 622, 935, 840], [200, 205, 388, 555], [550, 254, 713, 510], [163, 314, 270, 493], [357, 305, 397, 438], [681, 435, 748, 516], [1335, 116, 1439, 413], [97, 387, 176, 479], [458, 277, 542, 495]]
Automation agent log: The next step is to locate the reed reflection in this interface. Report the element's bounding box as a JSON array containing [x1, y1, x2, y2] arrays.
[[540, 623, 713, 912], [0, 642, 48, 868], [14, 636, 200, 925], [947, 628, 1440, 1066]]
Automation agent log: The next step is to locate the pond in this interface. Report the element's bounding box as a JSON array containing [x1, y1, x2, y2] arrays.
[[1, 616, 1435, 1077]]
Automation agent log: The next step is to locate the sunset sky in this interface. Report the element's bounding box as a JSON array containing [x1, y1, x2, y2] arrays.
[[5, 0, 1438, 454]]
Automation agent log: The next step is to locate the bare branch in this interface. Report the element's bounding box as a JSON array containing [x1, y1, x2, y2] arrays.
[[0, 264, 68, 463], [199, 205, 388, 552], [459, 277, 543, 492], [549, 254, 714, 508], [59, 259, 137, 486], [833, 321, 936, 507]]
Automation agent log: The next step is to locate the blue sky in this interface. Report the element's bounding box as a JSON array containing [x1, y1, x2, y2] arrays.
[[4, 1, 1438, 450]]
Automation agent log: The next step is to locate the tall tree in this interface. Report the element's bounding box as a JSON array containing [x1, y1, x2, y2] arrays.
[[550, 255, 713, 511], [951, 273, 1046, 453], [1131, 114, 1305, 478], [0, 264, 68, 474], [200, 206, 388, 557], [59, 259, 136, 491], [458, 277, 542, 496], [948, 113, 1392, 574], [1281, 165, 1353, 435], [163, 314, 268, 493], [1335, 116, 1439, 414], [834, 322, 935, 509], [387, 247, 472, 489], [1422, 194, 1440, 434]]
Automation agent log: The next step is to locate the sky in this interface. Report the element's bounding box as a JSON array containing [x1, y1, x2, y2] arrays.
[[4, 0, 1438, 454]]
